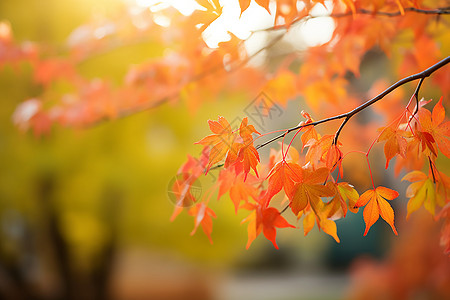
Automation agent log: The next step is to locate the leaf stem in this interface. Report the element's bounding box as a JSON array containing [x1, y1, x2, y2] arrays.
[[429, 156, 437, 183], [412, 77, 425, 117], [366, 155, 376, 190]]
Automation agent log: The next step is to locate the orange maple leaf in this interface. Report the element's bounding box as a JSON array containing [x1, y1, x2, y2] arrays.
[[255, 0, 271, 14], [261, 207, 295, 249], [243, 205, 295, 249], [238, 145, 260, 180], [299, 111, 320, 150], [417, 97, 450, 158], [195, 116, 237, 172], [237, 117, 261, 180], [377, 125, 410, 169], [355, 186, 399, 236], [291, 167, 335, 215], [402, 170, 446, 218], [189, 202, 216, 244], [229, 174, 259, 214], [302, 207, 341, 243], [238, 0, 251, 15], [325, 182, 360, 219], [304, 135, 335, 167], [393, 139, 424, 177], [264, 161, 303, 204]]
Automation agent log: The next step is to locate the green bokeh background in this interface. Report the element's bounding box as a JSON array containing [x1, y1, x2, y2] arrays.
[[0, 0, 256, 274]]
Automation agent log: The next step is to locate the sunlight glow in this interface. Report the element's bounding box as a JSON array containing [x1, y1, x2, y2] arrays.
[[299, 1, 335, 47], [128, 0, 335, 48], [135, 0, 201, 15]]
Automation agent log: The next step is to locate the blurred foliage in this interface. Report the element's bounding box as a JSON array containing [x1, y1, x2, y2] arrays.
[[1, 1, 449, 299], [0, 0, 255, 275]]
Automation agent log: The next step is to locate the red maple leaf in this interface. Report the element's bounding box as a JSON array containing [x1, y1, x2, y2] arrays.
[[243, 204, 295, 249]]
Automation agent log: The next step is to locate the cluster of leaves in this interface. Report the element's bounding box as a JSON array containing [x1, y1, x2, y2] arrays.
[[5, 2, 260, 134], [2, 0, 450, 250], [165, 0, 450, 251], [171, 94, 450, 250], [4, 0, 449, 133]]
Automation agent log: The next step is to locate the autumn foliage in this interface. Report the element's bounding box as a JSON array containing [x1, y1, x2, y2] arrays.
[[2, 0, 450, 253]]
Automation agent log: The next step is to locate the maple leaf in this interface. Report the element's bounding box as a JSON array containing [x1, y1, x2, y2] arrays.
[[238, 145, 260, 180], [417, 97, 450, 158], [195, 116, 238, 172], [261, 207, 295, 249], [189, 202, 216, 244], [325, 182, 360, 219], [195, 0, 218, 12], [402, 170, 446, 218], [414, 129, 438, 157], [324, 144, 343, 175], [393, 137, 424, 176], [304, 135, 335, 167], [237, 117, 261, 180], [243, 204, 295, 249], [302, 208, 340, 243], [229, 174, 259, 213], [377, 125, 410, 169], [238, 0, 251, 15], [301, 125, 319, 151], [217, 168, 235, 200], [355, 187, 399, 236], [303, 211, 315, 236], [299, 111, 320, 150], [239, 117, 260, 141], [243, 210, 260, 249], [169, 149, 211, 222], [170, 174, 198, 209], [194, 0, 223, 31], [264, 161, 303, 204], [291, 167, 335, 215], [255, 0, 270, 14], [320, 218, 340, 243]]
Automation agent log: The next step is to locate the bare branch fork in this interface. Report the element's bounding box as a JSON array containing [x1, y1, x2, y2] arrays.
[[255, 56, 450, 150]]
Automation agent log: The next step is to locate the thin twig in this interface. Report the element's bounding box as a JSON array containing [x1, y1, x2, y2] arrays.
[[280, 204, 290, 214], [429, 156, 437, 183], [255, 7, 450, 33], [412, 77, 425, 117], [254, 56, 450, 149]]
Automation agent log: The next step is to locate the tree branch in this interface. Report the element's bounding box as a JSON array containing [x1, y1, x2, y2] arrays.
[[254, 56, 450, 150], [258, 6, 450, 33]]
